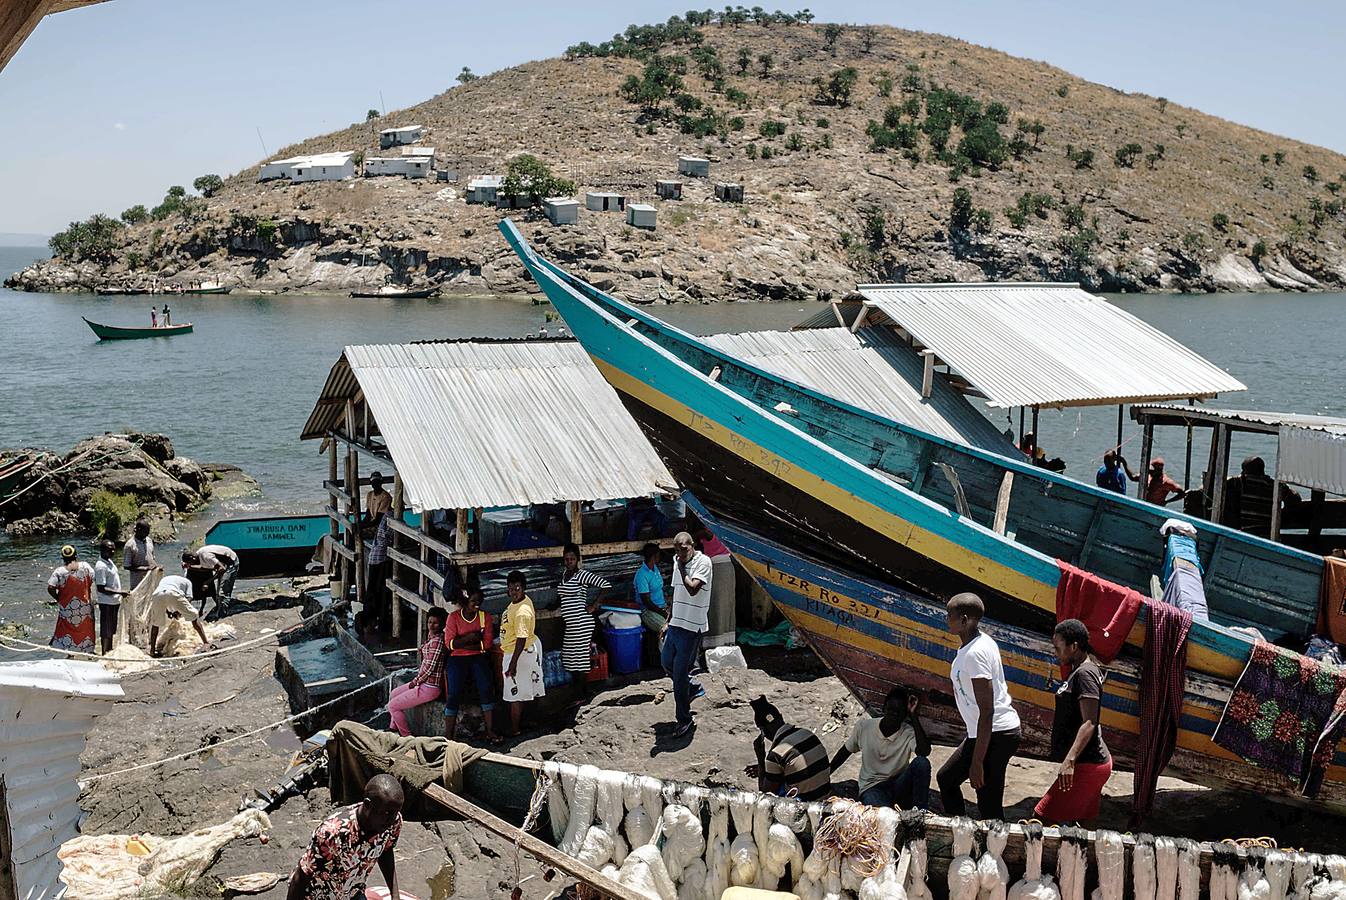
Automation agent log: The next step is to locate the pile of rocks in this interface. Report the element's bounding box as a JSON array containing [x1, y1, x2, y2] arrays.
[[0, 431, 257, 539]]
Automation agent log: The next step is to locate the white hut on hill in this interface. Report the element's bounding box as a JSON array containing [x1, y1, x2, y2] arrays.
[[258, 152, 356, 182], [379, 125, 424, 149], [0, 661, 122, 900]]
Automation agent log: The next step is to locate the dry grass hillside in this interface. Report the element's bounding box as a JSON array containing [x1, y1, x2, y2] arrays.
[[12, 19, 1346, 298]]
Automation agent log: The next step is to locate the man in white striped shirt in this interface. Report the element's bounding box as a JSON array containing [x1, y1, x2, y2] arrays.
[[661, 531, 713, 738]]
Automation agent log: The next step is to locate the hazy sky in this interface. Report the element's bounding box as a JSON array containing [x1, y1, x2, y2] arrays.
[[3, 0, 1342, 236]]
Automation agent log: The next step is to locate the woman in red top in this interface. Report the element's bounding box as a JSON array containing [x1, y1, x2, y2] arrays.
[[443, 589, 501, 742]]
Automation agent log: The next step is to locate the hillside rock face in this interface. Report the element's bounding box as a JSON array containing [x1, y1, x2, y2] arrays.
[[9, 24, 1346, 298]]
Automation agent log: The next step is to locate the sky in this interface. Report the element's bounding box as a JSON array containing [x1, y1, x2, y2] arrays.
[[3, 0, 1343, 237]]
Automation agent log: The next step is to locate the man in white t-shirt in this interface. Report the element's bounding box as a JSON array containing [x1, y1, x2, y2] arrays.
[[831, 685, 932, 809], [198, 543, 241, 600], [661, 531, 712, 739], [938, 592, 1022, 821], [93, 540, 128, 655]]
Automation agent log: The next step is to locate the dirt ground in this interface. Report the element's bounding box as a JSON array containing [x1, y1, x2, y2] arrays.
[[75, 590, 1346, 900]]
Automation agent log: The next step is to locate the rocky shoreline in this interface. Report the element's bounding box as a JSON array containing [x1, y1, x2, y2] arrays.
[[1, 431, 258, 540], [5, 211, 1340, 301]]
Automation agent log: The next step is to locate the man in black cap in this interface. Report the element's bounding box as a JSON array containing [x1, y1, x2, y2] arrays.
[[745, 696, 831, 801]]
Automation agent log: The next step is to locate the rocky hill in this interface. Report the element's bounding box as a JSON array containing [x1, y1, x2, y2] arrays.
[[10, 19, 1346, 299]]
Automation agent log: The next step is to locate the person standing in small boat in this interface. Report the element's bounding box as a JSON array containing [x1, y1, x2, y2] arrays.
[[48, 544, 96, 654], [161, 302, 171, 326], [557, 542, 612, 684], [150, 306, 158, 328], [938, 592, 1022, 821], [1035, 618, 1112, 824]]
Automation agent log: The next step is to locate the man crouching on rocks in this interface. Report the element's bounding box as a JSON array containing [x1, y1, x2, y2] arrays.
[[288, 774, 403, 900]]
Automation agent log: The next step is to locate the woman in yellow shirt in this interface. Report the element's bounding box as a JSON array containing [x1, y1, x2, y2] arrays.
[[499, 570, 545, 735]]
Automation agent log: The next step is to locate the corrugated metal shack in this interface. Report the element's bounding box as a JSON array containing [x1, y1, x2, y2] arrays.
[[846, 283, 1247, 447], [300, 338, 679, 637], [0, 661, 122, 899]]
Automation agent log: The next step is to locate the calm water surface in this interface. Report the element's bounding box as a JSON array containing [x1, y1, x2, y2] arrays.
[[2, 245, 1342, 634]]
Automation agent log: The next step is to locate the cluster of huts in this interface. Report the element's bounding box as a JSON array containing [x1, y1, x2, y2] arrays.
[[467, 156, 746, 233], [258, 125, 445, 182], [259, 138, 749, 233]]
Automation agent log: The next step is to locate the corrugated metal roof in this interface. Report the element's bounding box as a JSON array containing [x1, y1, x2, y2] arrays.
[[301, 340, 677, 511], [0, 661, 121, 900], [1279, 426, 1346, 495], [1132, 404, 1346, 434], [855, 283, 1247, 409], [702, 328, 1011, 451]]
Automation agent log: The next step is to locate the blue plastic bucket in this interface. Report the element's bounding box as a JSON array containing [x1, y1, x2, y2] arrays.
[[604, 625, 644, 674]]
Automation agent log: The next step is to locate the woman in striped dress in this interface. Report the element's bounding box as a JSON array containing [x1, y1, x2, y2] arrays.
[[557, 542, 612, 678]]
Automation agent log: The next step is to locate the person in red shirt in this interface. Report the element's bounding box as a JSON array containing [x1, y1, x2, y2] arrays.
[[443, 589, 501, 743], [387, 607, 447, 737]]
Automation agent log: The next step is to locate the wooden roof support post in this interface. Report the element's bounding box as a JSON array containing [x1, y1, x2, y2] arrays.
[[454, 508, 469, 601], [568, 501, 583, 547], [1030, 405, 1040, 445], [920, 350, 935, 399], [1270, 479, 1284, 542], [1183, 422, 1194, 492], [391, 475, 405, 638], [1210, 423, 1231, 524], [1116, 404, 1124, 449], [1139, 420, 1155, 500]]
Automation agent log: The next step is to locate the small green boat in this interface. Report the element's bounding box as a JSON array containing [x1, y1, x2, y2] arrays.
[[83, 317, 193, 340]]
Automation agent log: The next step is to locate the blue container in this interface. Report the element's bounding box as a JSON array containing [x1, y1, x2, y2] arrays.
[[604, 625, 644, 674], [542, 650, 571, 689]]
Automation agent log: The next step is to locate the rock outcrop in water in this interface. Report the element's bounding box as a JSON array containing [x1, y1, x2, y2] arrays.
[[7, 21, 1346, 298], [0, 432, 258, 540]]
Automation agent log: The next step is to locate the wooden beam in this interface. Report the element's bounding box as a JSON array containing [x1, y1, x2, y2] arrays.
[[419, 783, 646, 900], [567, 501, 583, 545], [328, 540, 355, 562], [325, 429, 393, 460], [387, 517, 455, 559], [1139, 420, 1155, 501], [992, 471, 1014, 535], [920, 350, 935, 400], [455, 509, 469, 554], [1270, 479, 1284, 542], [388, 547, 446, 588], [446, 537, 675, 568], [391, 475, 405, 637]]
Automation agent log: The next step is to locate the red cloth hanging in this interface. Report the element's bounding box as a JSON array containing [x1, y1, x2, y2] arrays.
[[1132, 598, 1193, 823], [1055, 561, 1144, 664]]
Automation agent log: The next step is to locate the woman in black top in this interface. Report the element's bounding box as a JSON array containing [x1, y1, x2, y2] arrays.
[[1034, 618, 1112, 823]]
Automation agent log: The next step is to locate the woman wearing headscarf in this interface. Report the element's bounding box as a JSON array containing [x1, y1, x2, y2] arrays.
[[556, 542, 611, 680], [47, 544, 96, 653]]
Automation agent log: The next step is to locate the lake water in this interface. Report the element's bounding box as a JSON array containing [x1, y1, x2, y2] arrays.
[[2, 244, 1343, 637]]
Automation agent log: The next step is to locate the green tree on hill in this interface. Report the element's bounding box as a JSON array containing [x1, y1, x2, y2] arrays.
[[501, 155, 575, 207], [812, 67, 858, 106], [822, 22, 843, 54], [120, 204, 148, 225], [757, 52, 774, 78], [49, 214, 124, 262], [620, 56, 685, 114], [736, 47, 752, 73], [1303, 165, 1319, 183], [457, 67, 478, 84], [193, 174, 224, 198], [1114, 143, 1143, 168], [950, 187, 973, 234], [859, 25, 877, 52], [366, 109, 380, 121]]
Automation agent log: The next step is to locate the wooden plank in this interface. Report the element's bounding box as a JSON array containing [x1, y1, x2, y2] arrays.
[[992, 470, 1014, 535], [390, 580, 432, 612], [387, 517, 456, 559], [419, 783, 646, 900], [326, 507, 355, 530], [447, 538, 675, 568], [455, 509, 469, 554], [326, 428, 393, 460], [392, 477, 405, 637], [1076, 502, 1105, 568], [328, 541, 356, 562], [325, 481, 353, 504], [388, 547, 445, 588]]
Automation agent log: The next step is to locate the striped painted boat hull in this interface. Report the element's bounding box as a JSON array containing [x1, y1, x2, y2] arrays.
[[684, 491, 1346, 812]]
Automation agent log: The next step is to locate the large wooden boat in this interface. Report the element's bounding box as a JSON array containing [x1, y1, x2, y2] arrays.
[[498, 220, 1328, 679], [83, 317, 193, 340], [497, 220, 1346, 808], [205, 511, 421, 577]]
